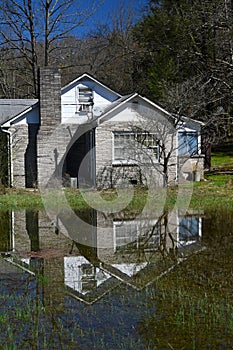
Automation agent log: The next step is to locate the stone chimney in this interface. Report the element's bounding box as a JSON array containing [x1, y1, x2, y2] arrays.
[[38, 67, 61, 126]]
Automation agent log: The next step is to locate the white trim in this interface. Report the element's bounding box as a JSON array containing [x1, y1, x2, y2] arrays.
[[199, 217, 202, 239], [61, 73, 122, 98], [98, 93, 138, 124], [112, 160, 138, 166], [112, 130, 160, 165], [176, 132, 178, 181], [198, 132, 202, 155], [11, 210, 15, 252], [1, 106, 34, 127], [2, 128, 13, 186]]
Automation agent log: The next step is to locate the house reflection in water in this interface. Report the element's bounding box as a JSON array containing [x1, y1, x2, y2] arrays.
[[0, 208, 204, 305]]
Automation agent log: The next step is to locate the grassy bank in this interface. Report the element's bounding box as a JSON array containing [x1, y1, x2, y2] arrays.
[[0, 173, 232, 211], [0, 150, 232, 211]]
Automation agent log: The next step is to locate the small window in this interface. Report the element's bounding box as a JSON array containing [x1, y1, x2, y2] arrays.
[[113, 131, 159, 164], [178, 217, 200, 245], [178, 131, 198, 155], [75, 85, 93, 114]]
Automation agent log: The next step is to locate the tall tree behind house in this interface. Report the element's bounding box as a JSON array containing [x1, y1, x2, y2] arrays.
[[134, 0, 233, 167], [0, 0, 102, 97]]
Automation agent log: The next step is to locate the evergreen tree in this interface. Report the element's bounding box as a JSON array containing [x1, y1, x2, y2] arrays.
[[134, 0, 232, 154]]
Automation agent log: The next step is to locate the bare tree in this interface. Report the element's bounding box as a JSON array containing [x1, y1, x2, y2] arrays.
[[0, 0, 102, 97], [161, 74, 232, 169], [84, 0, 145, 94]]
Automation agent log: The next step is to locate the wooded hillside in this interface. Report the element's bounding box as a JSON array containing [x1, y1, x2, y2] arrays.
[[0, 0, 232, 147]]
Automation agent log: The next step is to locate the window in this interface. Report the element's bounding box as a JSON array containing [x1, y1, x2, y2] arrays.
[[114, 220, 161, 253], [178, 131, 198, 155], [113, 131, 159, 164], [178, 217, 200, 245], [75, 85, 93, 114]]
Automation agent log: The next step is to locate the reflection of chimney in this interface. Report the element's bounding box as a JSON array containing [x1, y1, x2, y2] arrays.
[[38, 67, 61, 126], [26, 210, 39, 252]]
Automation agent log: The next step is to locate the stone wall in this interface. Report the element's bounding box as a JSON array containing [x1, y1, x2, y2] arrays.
[[10, 125, 29, 188], [37, 124, 91, 187], [95, 120, 176, 188]]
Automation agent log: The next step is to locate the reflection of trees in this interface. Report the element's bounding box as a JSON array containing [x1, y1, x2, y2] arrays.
[[110, 209, 203, 268], [111, 210, 179, 265], [158, 210, 177, 259], [0, 210, 11, 251]]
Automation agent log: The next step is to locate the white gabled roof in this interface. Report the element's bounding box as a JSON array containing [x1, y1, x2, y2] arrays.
[[61, 73, 122, 98], [178, 115, 205, 126], [98, 93, 137, 119], [97, 92, 172, 123], [96, 92, 204, 129]]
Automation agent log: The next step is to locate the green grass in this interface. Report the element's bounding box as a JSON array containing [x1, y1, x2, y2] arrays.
[[211, 151, 233, 170], [189, 174, 233, 210], [0, 174, 232, 212], [0, 151, 232, 212], [0, 188, 43, 210]]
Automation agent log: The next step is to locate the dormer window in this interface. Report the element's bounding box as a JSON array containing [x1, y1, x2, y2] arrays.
[[75, 84, 93, 114]]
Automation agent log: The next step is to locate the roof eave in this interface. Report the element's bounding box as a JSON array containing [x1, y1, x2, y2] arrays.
[[1, 101, 39, 128], [61, 73, 122, 98], [179, 115, 205, 126], [97, 93, 138, 123]]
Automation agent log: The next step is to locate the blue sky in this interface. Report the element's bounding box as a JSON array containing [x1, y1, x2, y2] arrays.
[[79, 0, 149, 36]]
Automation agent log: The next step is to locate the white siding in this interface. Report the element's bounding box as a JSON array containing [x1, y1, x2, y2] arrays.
[[61, 80, 119, 124], [100, 106, 145, 124]]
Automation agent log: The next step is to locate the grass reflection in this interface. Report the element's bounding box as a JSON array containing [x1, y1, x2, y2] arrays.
[[137, 210, 233, 349]]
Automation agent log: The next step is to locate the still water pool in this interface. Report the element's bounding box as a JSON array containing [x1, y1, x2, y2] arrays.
[[0, 208, 232, 349]]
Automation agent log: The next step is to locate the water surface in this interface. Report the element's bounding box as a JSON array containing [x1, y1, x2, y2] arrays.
[[0, 208, 232, 349]]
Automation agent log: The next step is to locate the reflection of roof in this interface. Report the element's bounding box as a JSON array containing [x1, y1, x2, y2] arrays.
[[0, 257, 22, 274], [64, 256, 112, 296], [0, 99, 38, 125]]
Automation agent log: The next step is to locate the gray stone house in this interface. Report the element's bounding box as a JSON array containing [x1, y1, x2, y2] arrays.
[[0, 67, 204, 189]]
